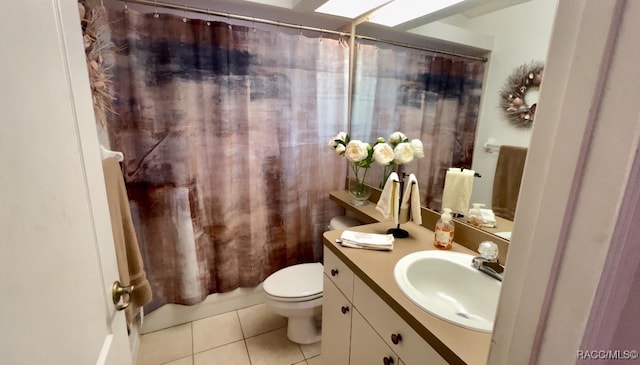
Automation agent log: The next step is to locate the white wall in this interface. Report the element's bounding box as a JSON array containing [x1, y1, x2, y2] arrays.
[[465, 0, 558, 207]]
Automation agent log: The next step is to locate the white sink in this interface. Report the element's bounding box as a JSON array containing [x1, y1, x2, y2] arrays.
[[394, 250, 501, 333]]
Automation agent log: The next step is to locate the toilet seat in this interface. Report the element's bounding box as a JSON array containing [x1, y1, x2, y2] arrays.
[[263, 263, 323, 302]]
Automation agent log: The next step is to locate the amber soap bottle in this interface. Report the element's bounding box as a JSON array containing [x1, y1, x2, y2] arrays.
[[434, 208, 455, 249]]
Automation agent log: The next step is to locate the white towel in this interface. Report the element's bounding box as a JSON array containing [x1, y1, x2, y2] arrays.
[[480, 208, 497, 228], [398, 174, 422, 225], [339, 230, 394, 251], [442, 168, 475, 216], [376, 172, 399, 224]]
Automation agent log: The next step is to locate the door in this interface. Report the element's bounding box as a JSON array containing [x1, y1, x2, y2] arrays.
[[0, 1, 131, 364], [321, 275, 353, 365]]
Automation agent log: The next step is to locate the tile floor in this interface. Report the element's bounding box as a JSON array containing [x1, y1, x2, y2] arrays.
[[136, 303, 322, 365]]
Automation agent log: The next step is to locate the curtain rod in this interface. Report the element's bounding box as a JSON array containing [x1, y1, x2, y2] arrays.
[[355, 35, 487, 62], [114, 0, 487, 63]]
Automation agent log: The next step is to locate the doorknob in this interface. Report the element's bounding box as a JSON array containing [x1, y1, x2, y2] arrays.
[[112, 281, 133, 311]]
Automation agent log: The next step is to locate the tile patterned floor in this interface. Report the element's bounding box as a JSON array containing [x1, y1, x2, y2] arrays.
[[136, 303, 322, 365]]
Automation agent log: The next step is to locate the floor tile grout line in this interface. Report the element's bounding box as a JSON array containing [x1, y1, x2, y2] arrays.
[[191, 338, 247, 356], [190, 322, 194, 358], [243, 338, 254, 365], [236, 310, 248, 340]]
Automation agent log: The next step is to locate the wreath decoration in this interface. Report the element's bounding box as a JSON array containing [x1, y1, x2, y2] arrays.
[[499, 61, 544, 128]]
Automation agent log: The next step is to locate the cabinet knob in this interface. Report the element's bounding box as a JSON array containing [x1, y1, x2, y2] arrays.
[[383, 356, 394, 365], [331, 269, 339, 276], [341, 306, 349, 314], [390, 333, 402, 345]]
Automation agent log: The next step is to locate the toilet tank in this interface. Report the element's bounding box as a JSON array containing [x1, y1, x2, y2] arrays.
[[328, 215, 362, 230]]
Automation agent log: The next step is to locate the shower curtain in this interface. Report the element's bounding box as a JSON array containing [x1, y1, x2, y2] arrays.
[[106, 8, 348, 312], [351, 41, 485, 211]]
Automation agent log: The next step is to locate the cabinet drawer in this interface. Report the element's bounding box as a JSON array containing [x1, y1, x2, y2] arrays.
[[324, 246, 354, 300], [350, 309, 398, 365], [353, 277, 447, 365], [321, 275, 352, 365]]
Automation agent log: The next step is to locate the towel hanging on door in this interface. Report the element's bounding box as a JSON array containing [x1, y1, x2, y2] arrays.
[[102, 156, 152, 326]]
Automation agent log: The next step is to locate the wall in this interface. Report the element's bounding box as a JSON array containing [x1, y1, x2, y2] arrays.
[[464, 0, 558, 207], [487, 1, 640, 362]]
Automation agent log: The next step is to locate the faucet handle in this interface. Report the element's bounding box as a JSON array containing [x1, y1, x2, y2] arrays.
[[478, 241, 499, 262]]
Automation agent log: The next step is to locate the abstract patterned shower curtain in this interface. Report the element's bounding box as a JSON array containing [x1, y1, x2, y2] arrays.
[[351, 41, 485, 211], [106, 9, 348, 312]]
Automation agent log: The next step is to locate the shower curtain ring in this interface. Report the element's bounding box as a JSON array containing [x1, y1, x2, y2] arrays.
[[154, 0, 159, 18], [182, 4, 188, 22], [206, 9, 211, 26]]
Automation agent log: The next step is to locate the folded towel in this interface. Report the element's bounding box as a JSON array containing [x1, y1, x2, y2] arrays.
[[102, 157, 152, 327], [492, 146, 527, 220], [442, 168, 475, 216], [376, 172, 399, 224], [480, 208, 497, 228], [339, 230, 394, 251], [398, 174, 422, 225]]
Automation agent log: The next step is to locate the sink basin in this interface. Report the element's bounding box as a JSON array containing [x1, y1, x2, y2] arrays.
[[394, 250, 501, 333]]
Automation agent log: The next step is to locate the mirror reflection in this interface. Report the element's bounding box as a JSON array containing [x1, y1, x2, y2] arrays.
[[350, 0, 558, 240]]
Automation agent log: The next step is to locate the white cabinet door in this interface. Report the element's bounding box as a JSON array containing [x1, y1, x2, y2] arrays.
[[0, 1, 131, 364], [321, 275, 353, 365], [353, 277, 448, 365], [350, 310, 398, 365]]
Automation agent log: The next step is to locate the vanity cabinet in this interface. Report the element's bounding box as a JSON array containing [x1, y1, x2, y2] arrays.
[[353, 277, 448, 365], [322, 246, 448, 365], [321, 249, 354, 365], [350, 310, 398, 365]]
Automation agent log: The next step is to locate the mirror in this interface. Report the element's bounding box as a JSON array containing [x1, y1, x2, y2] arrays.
[[349, 0, 558, 241]]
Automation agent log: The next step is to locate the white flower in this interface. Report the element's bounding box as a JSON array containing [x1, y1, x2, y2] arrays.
[[373, 143, 394, 165], [376, 136, 385, 144], [389, 131, 407, 145], [394, 142, 414, 164], [410, 139, 424, 158], [328, 132, 347, 149], [335, 144, 346, 155], [345, 140, 369, 162]]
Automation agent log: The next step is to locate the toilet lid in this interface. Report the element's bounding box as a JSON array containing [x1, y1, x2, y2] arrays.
[[263, 263, 323, 299]]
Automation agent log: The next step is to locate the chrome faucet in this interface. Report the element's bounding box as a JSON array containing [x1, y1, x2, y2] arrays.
[[472, 241, 504, 281]]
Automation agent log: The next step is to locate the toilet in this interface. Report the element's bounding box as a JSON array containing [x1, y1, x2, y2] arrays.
[[263, 263, 324, 344], [263, 215, 363, 344]]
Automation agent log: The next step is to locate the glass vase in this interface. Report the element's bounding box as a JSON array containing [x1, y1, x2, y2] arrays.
[[349, 178, 371, 206]]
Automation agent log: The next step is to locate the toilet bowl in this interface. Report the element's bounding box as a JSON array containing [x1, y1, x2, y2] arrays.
[[263, 262, 324, 344], [263, 215, 363, 344]]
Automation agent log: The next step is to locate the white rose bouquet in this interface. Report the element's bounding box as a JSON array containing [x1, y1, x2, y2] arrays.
[[328, 132, 380, 205], [373, 131, 425, 188]]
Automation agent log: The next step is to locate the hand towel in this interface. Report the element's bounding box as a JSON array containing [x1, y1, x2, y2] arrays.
[[339, 230, 394, 251], [441, 168, 475, 216], [398, 174, 422, 225], [376, 172, 399, 224], [102, 157, 152, 327], [492, 146, 528, 220], [480, 208, 497, 228]]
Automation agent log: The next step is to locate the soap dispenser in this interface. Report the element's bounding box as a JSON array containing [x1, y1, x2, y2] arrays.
[[466, 203, 485, 228], [434, 208, 455, 250]]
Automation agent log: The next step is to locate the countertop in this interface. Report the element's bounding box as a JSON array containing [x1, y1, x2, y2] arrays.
[[323, 222, 492, 365], [330, 189, 511, 264]]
